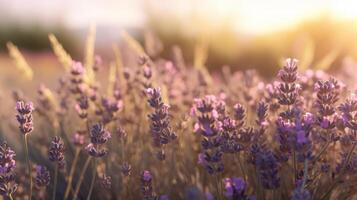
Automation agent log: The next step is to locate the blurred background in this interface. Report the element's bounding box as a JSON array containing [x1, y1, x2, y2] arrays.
[[1, 0, 357, 78]]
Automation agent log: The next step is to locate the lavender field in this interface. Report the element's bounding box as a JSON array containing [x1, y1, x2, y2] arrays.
[[0, 29, 356, 200], [3, 1, 357, 199]]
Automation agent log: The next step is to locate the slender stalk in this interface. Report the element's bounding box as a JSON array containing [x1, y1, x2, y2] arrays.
[[302, 159, 309, 188], [64, 147, 81, 199], [292, 151, 297, 182], [52, 164, 59, 200], [23, 134, 33, 200], [214, 174, 222, 200], [312, 141, 330, 163], [86, 159, 97, 200], [255, 167, 263, 199], [319, 142, 357, 200], [237, 153, 247, 182], [9, 194, 14, 200], [73, 156, 92, 200]]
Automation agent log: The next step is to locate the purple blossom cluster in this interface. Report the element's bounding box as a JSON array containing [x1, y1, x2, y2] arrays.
[[85, 123, 111, 157], [35, 165, 50, 188], [0, 143, 17, 198], [146, 87, 176, 160], [5, 35, 357, 200], [15, 101, 34, 135], [48, 136, 66, 169], [224, 177, 255, 200]]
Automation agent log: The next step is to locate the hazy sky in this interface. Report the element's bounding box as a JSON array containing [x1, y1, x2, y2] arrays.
[[1, 0, 357, 33]]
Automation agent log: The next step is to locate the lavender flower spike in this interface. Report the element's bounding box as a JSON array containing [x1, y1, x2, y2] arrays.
[[146, 87, 176, 160], [48, 136, 65, 168], [224, 177, 255, 200], [90, 123, 111, 145], [35, 165, 50, 188], [0, 143, 16, 174], [0, 142, 18, 198], [16, 101, 34, 135], [141, 170, 157, 200]]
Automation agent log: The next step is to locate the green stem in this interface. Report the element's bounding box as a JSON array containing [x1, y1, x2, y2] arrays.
[[312, 141, 330, 163], [237, 153, 247, 182], [52, 164, 58, 200], [73, 156, 92, 200], [64, 148, 81, 199], [86, 159, 97, 200], [214, 174, 222, 200], [23, 134, 33, 200], [292, 151, 297, 182], [302, 159, 309, 189], [319, 142, 357, 200]]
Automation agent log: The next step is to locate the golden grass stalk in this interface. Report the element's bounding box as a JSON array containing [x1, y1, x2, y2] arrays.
[[161, 85, 170, 105], [112, 44, 126, 90], [121, 31, 145, 56], [84, 25, 96, 84], [107, 62, 117, 97], [314, 49, 340, 70], [297, 36, 315, 71], [48, 34, 72, 72], [194, 42, 212, 85], [42, 86, 59, 111], [6, 42, 33, 80]]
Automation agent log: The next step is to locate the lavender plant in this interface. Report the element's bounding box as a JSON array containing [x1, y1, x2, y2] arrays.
[[3, 33, 357, 200]]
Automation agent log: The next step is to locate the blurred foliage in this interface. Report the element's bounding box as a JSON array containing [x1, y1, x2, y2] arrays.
[[2, 13, 357, 78], [145, 12, 357, 77], [0, 23, 77, 55]]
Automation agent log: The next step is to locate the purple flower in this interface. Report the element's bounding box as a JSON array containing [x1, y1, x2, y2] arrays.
[[0, 173, 17, 197], [101, 97, 123, 123], [100, 174, 111, 189], [314, 78, 341, 130], [146, 87, 176, 160], [256, 101, 268, 126], [85, 143, 108, 157], [75, 95, 89, 119], [303, 112, 314, 126], [224, 177, 245, 197], [159, 195, 169, 200], [276, 58, 300, 106], [72, 131, 86, 146], [70, 61, 86, 94], [250, 144, 280, 189], [121, 162, 132, 176], [35, 165, 50, 188], [296, 130, 307, 145], [234, 103, 245, 120], [205, 192, 214, 200], [141, 170, 157, 200], [116, 127, 128, 141], [15, 101, 34, 134], [193, 95, 227, 174], [291, 187, 311, 200], [0, 143, 16, 174], [278, 58, 298, 83], [0, 142, 17, 197], [71, 62, 85, 76], [90, 123, 111, 145], [223, 177, 255, 200], [93, 55, 102, 71], [142, 170, 152, 182], [48, 136, 65, 168]]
